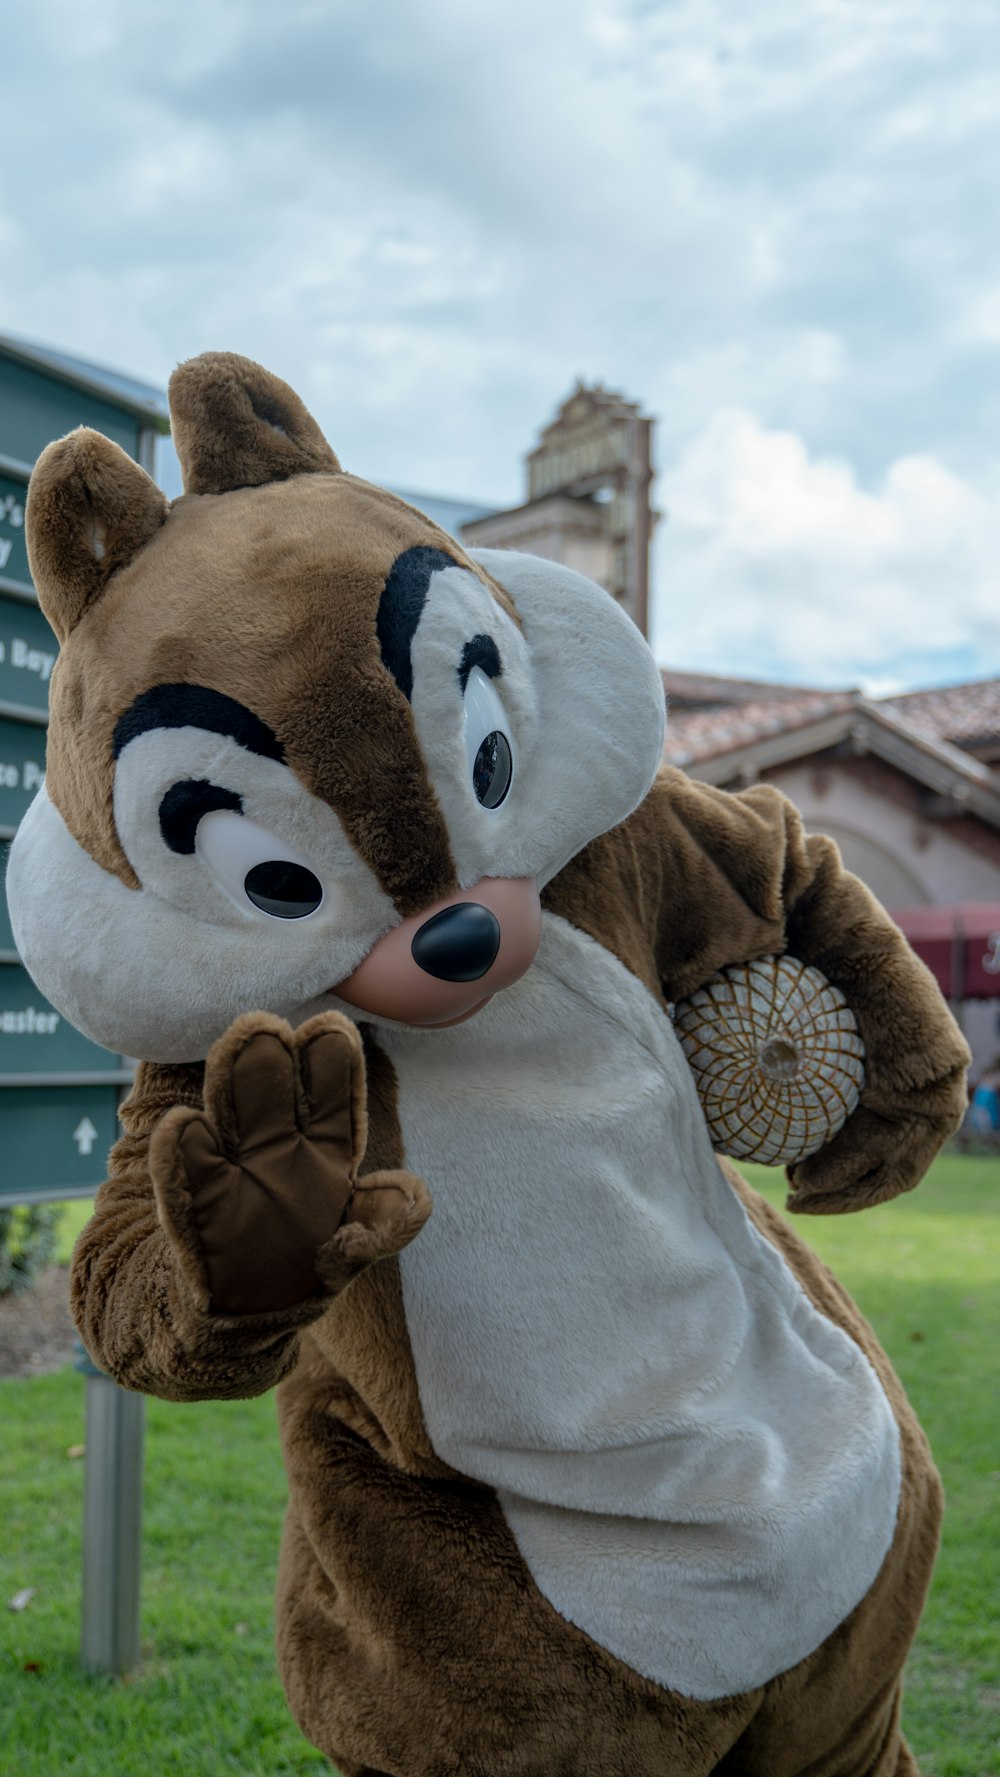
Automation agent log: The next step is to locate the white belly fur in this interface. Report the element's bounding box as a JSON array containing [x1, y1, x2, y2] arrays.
[[382, 913, 901, 1700]]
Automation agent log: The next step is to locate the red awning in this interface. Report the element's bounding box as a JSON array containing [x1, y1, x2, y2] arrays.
[[891, 902, 1000, 999]]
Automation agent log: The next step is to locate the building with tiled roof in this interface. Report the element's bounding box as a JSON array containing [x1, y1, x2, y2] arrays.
[[879, 678, 1000, 766], [661, 670, 1000, 1075], [662, 688, 857, 772]]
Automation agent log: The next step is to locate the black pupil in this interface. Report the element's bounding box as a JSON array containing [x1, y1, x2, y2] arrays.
[[473, 731, 513, 808], [244, 860, 323, 919]]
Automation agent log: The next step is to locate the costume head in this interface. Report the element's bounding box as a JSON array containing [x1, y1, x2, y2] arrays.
[[8, 353, 665, 1061]]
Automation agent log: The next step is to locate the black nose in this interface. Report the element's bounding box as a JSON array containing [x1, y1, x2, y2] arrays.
[[410, 903, 501, 982]]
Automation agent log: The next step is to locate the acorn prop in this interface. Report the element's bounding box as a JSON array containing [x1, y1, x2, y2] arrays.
[[674, 957, 866, 1166]]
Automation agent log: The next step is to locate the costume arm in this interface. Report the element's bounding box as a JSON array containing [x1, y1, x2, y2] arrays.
[[71, 1013, 429, 1401], [646, 768, 971, 1214]]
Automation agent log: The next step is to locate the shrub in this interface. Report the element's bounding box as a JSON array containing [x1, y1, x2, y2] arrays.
[[0, 1203, 61, 1297]]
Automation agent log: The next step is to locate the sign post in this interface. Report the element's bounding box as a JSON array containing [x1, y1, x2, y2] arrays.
[[0, 333, 169, 1678], [77, 1340, 146, 1678]]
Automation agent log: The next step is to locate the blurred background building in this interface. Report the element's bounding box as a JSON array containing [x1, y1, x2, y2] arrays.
[[659, 670, 1000, 1077], [458, 382, 656, 635]]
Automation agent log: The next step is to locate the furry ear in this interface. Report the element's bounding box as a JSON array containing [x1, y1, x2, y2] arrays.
[[168, 352, 340, 495], [26, 429, 169, 643]]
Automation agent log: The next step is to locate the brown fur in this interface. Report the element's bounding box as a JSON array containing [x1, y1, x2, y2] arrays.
[[70, 768, 966, 1772], [547, 769, 970, 1210], [29, 355, 516, 912], [168, 351, 341, 494], [74, 1026, 939, 1775], [40, 474, 460, 908], [61, 353, 968, 1772], [271, 1170, 940, 1777], [711, 1171, 941, 1776], [35, 475, 521, 912], [72, 1058, 321, 1402], [149, 1010, 408, 1316]]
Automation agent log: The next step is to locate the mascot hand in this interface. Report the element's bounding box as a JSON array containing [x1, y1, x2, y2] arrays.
[[149, 1010, 430, 1315]]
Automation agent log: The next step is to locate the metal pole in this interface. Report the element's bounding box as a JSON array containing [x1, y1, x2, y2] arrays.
[[628, 414, 653, 641], [950, 909, 968, 1044], [75, 1341, 145, 1676]]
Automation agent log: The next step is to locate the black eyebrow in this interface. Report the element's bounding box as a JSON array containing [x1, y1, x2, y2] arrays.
[[159, 779, 244, 854], [458, 634, 502, 693], [112, 684, 287, 763], [376, 545, 461, 702]]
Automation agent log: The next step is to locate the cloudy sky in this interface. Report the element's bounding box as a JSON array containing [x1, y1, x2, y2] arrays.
[[4, 0, 1000, 691]]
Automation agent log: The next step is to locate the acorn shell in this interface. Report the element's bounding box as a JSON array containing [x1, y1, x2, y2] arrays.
[[673, 956, 866, 1165]]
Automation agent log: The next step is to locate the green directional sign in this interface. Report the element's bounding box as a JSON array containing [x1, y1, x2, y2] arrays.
[[0, 962, 129, 1081], [0, 336, 163, 1210], [0, 840, 13, 951], [0, 352, 141, 467], [0, 715, 46, 826], [0, 1083, 120, 1203], [0, 473, 29, 590], [0, 594, 57, 714]]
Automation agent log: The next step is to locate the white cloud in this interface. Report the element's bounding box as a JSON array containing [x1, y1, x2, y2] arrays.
[[960, 286, 1000, 347], [2, 0, 1000, 686], [654, 409, 1000, 688]]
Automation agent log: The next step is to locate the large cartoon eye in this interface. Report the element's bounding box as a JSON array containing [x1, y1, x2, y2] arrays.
[[243, 860, 324, 918], [195, 809, 324, 920], [464, 666, 514, 810]]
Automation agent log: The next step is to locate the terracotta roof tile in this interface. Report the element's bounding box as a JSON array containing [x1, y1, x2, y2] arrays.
[[660, 669, 826, 708], [660, 671, 1000, 771], [878, 678, 1000, 749], [662, 690, 855, 766]]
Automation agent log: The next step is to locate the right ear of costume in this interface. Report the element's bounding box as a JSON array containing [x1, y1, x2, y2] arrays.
[[168, 351, 341, 495], [26, 428, 168, 643]]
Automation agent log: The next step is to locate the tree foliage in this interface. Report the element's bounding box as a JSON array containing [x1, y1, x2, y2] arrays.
[[0, 1204, 60, 1297]]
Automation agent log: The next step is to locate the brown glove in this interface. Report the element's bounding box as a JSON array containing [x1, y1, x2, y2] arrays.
[[149, 1010, 430, 1315]]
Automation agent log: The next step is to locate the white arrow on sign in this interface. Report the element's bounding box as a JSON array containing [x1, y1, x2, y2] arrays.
[[73, 1117, 99, 1157]]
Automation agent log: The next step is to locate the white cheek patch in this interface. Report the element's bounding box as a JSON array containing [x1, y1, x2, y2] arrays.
[[7, 782, 396, 1063], [410, 553, 667, 892], [473, 551, 667, 888]]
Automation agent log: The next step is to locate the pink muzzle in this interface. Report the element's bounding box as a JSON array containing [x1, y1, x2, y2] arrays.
[[335, 877, 542, 1027]]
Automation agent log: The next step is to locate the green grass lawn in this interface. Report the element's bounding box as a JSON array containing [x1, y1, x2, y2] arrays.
[[2, 1152, 998, 1776], [1, 1379, 327, 1775]]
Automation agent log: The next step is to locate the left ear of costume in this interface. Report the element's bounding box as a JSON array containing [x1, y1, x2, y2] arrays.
[[26, 428, 168, 642]]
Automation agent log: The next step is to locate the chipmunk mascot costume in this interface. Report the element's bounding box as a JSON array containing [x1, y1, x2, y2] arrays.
[[8, 354, 969, 1776]]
